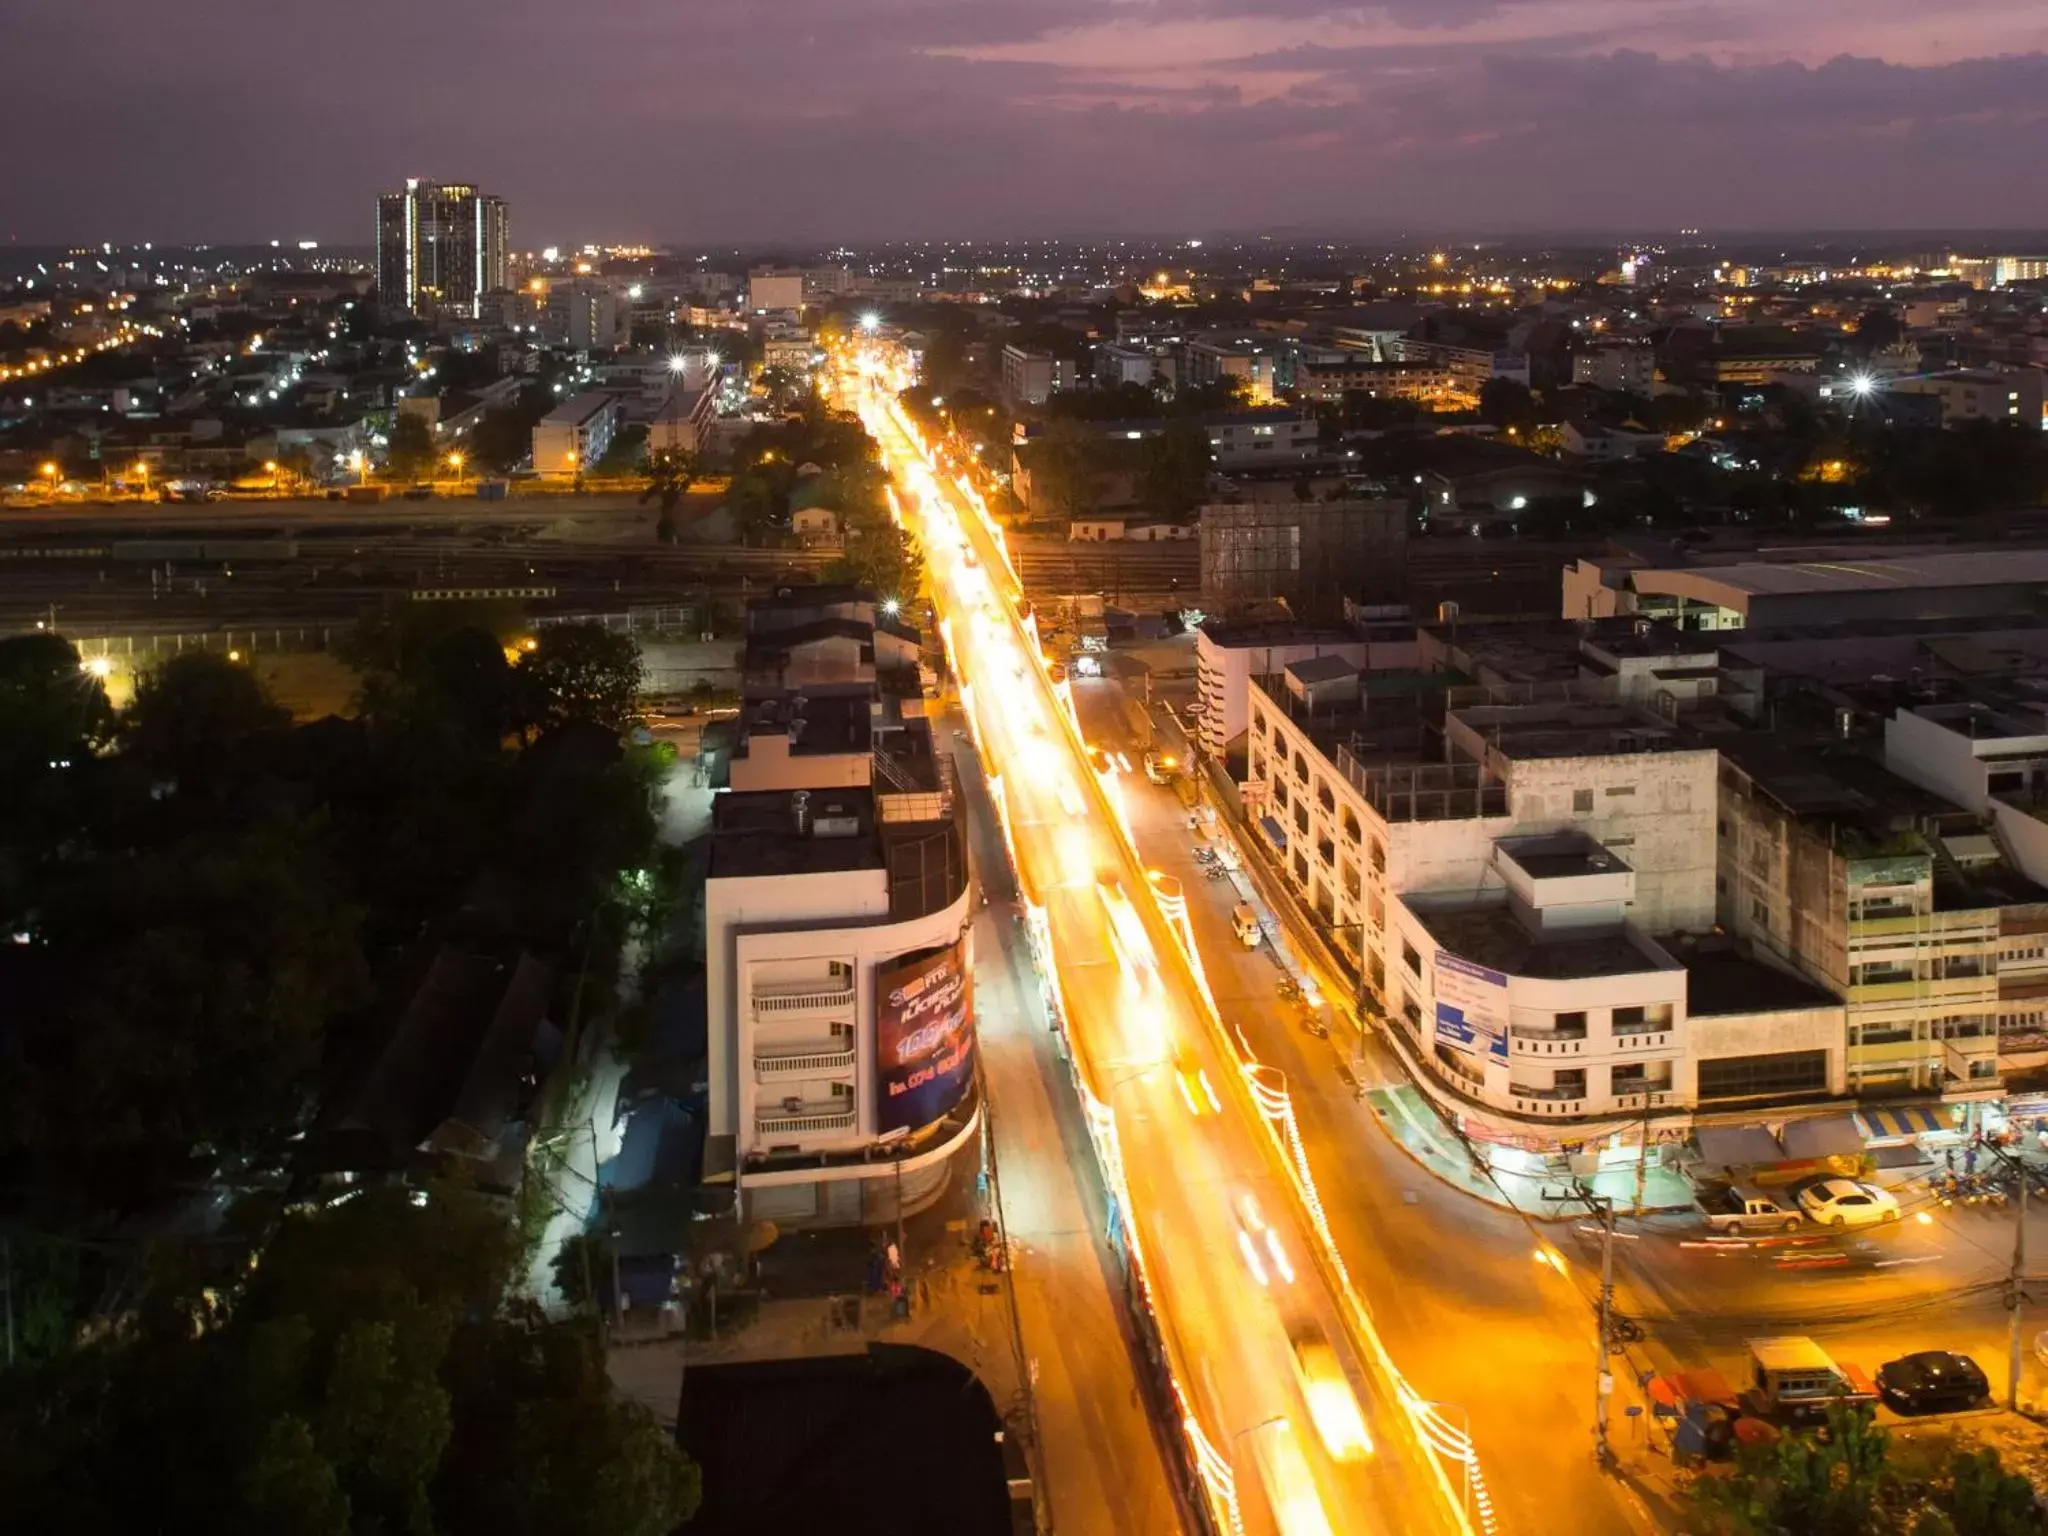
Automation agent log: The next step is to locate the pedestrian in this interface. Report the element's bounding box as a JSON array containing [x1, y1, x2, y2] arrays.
[[1965, 1144, 1979, 1176]]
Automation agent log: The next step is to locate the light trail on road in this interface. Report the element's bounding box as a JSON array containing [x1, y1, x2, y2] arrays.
[[846, 363, 1486, 1536]]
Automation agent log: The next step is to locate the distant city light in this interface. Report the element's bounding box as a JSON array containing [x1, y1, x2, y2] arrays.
[[860, 312, 880, 333], [1849, 374, 1876, 397]]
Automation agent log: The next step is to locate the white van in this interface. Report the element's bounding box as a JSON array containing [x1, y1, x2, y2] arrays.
[[1232, 903, 1262, 948]]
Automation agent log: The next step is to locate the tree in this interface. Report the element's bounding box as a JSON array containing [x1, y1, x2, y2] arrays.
[[470, 408, 533, 474], [1683, 1405, 2046, 1536], [386, 413, 437, 482], [516, 623, 643, 736], [1031, 418, 1103, 519], [0, 634, 114, 911], [726, 471, 789, 547], [641, 448, 701, 542], [596, 423, 649, 475], [120, 651, 291, 808], [0, 1185, 701, 1536], [1478, 377, 1537, 431], [1138, 416, 1213, 520]]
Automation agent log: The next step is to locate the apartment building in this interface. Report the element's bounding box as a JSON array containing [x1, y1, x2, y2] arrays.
[[1193, 614, 1417, 759], [1571, 342, 1658, 395], [1715, 743, 2048, 1097], [530, 390, 621, 473], [1239, 667, 1844, 1141], [1885, 369, 2045, 429], [705, 590, 975, 1228]]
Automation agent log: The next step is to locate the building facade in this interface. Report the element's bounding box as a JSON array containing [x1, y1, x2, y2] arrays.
[[376, 180, 509, 320]]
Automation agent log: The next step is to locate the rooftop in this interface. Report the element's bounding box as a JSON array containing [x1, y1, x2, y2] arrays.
[[1677, 945, 1840, 1017], [1201, 616, 1365, 650], [539, 389, 617, 426], [736, 693, 872, 756], [1496, 832, 1632, 881], [1643, 548, 2048, 601], [1412, 902, 1672, 980], [708, 789, 883, 880]]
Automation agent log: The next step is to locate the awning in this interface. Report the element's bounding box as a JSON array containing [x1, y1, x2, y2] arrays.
[[1692, 1124, 1784, 1166], [1779, 1114, 1864, 1160], [1856, 1104, 1956, 1141], [1259, 815, 1288, 849]]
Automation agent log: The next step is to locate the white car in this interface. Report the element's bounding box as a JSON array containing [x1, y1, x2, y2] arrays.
[[1797, 1178, 1900, 1228]]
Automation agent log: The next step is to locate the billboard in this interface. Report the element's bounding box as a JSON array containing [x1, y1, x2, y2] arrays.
[[1434, 953, 1509, 1063], [875, 937, 975, 1135]]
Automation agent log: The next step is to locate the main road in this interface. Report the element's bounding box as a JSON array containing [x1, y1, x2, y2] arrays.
[[850, 365, 1479, 1536]]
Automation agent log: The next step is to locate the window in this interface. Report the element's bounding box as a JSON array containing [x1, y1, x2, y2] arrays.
[[1368, 838, 1385, 874], [1294, 804, 1310, 836], [1612, 1005, 1646, 1031], [1368, 953, 1385, 991], [1611, 1062, 1647, 1087], [1401, 940, 1422, 975], [1341, 862, 1362, 899], [1293, 851, 1310, 884], [1750, 898, 1769, 925], [1316, 836, 1335, 867], [1273, 781, 1289, 811], [1573, 789, 1594, 813], [1696, 1049, 1829, 1101], [1605, 784, 1636, 797], [1293, 752, 1309, 783], [1317, 782, 1335, 814], [1251, 713, 1267, 738], [1852, 961, 1916, 986], [1554, 1010, 1588, 1034], [1342, 809, 1362, 842]]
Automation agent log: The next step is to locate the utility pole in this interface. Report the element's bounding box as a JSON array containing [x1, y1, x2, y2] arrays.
[[1593, 1189, 1617, 1466], [2010, 1165, 2030, 1412], [3, 1234, 15, 1368]]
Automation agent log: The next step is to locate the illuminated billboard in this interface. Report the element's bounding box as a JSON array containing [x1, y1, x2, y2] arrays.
[[875, 937, 975, 1134]]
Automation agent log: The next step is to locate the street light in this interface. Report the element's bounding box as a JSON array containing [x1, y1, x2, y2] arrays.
[[349, 450, 366, 486], [446, 451, 465, 488]]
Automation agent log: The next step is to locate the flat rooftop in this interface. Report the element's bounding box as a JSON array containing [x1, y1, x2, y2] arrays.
[[1679, 947, 1840, 1017], [1412, 903, 1671, 980], [708, 789, 882, 880], [1201, 616, 1365, 650], [737, 693, 872, 756], [1497, 833, 1632, 881], [1640, 548, 2048, 603]]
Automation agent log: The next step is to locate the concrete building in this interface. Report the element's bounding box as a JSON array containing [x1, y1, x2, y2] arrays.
[[1563, 549, 2048, 631], [1294, 359, 1464, 409], [1238, 671, 1834, 1148], [1199, 497, 1408, 620], [647, 385, 717, 456], [375, 179, 509, 320], [1885, 369, 2045, 429], [1185, 335, 1278, 405], [546, 284, 626, 352], [749, 270, 806, 313], [530, 391, 621, 473], [1571, 342, 1658, 395], [705, 589, 976, 1227], [1000, 345, 1080, 410], [1560, 422, 1665, 461], [1715, 743, 2048, 1097], [1193, 614, 1418, 758]]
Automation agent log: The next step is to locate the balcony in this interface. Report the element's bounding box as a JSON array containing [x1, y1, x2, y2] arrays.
[[752, 981, 856, 1016], [1613, 1090, 1675, 1112], [1509, 1091, 1588, 1116], [756, 1104, 858, 1137], [754, 1047, 857, 1078], [1513, 1033, 1585, 1057]]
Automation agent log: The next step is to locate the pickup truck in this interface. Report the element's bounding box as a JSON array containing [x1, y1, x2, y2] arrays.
[[1695, 1184, 1804, 1235]]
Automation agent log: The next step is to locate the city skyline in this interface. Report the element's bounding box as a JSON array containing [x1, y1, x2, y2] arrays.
[[6, 0, 2048, 245]]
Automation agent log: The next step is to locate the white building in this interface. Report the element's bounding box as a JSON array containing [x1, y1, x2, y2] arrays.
[[1194, 616, 1416, 758], [530, 391, 621, 473], [704, 589, 977, 1227], [648, 385, 717, 457], [1238, 671, 1834, 1146], [1571, 342, 1658, 395], [704, 786, 976, 1228]]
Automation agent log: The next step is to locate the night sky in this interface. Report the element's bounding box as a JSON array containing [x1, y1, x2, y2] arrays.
[[7, 0, 2048, 245]]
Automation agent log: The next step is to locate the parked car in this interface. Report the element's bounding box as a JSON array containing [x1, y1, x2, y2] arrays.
[[1743, 1336, 1879, 1425], [1797, 1178, 1901, 1228], [1696, 1184, 1804, 1235], [1876, 1351, 1989, 1414]]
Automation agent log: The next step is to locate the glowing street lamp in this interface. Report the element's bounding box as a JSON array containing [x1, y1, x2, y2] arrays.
[[349, 449, 367, 485]]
